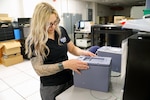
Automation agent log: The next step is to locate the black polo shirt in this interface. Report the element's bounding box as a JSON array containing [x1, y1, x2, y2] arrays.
[[40, 26, 73, 86]]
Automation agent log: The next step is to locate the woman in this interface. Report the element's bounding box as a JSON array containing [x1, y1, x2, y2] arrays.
[[25, 2, 95, 100]]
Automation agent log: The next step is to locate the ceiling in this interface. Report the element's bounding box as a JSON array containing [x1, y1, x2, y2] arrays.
[[79, 0, 146, 7]]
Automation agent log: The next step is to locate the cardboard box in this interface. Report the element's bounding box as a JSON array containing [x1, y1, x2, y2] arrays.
[[0, 17, 12, 22], [0, 40, 21, 55], [0, 14, 8, 17], [114, 16, 126, 24], [1, 53, 23, 66], [0, 13, 12, 22]]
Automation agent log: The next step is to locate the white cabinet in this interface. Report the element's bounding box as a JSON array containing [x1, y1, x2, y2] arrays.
[[74, 31, 91, 48], [76, 38, 91, 48]]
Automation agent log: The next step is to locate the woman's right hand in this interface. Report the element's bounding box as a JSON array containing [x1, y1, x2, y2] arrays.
[[62, 59, 89, 74]]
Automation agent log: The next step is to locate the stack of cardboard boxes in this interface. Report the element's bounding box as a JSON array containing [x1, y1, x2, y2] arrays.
[[0, 13, 12, 22], [114, 16, 126, 24], [0, 13, 23, 66], [0, 40, 23, 66], [113, 16, 135, 25]]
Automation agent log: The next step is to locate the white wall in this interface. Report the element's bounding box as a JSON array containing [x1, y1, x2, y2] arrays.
[[0, 0, 141, 24], [0, 0, 93, 25], [0, 0, 23, 20], [22, 0, 41, 17], [90, 2, 98, 23]]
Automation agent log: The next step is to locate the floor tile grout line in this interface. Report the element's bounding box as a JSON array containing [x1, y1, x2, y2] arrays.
[[0, 61, 40, 99], [23, 90, 40, 100], [11, 63, 40, 81], [16, 68, 40, 81], [0, 79, 26, 100]]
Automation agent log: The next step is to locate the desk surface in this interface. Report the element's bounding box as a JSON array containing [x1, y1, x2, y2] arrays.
[[56, 72, 124, 100], [100, 24, 121, 28], [74, 30, 91, 34]]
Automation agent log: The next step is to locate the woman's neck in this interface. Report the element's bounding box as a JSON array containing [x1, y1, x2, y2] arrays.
[[48, 32, 55, 40]]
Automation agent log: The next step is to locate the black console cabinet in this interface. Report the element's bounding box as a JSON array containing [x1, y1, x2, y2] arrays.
[[123, 33, 150, 100]]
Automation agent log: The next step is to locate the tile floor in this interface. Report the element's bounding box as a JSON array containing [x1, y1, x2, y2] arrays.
[[0, 59, 41, 100], [0, 52, 77, 100]]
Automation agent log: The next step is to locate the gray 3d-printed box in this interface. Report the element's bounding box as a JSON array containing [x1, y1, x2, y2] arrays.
[[96, 46, 122, 72], [74, 56, 112, 92]]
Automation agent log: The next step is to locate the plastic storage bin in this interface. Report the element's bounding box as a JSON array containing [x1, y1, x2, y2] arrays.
[[0, 23, 14, 41], [14, 28, 21, 40]]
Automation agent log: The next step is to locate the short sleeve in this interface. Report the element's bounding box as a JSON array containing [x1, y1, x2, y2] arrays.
[[59, 26, 71, 43]]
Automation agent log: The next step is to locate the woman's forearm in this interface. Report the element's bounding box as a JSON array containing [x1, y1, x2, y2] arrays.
[[31, 57, 62, 76]]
